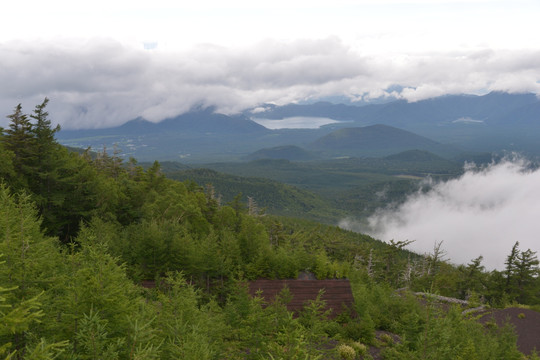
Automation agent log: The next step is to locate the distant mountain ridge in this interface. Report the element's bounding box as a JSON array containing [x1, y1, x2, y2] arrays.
[[254, 92, 539, 126], [66, 108, 269, 136], [55, 92, 540, 162], [252, 92, 540, 153]]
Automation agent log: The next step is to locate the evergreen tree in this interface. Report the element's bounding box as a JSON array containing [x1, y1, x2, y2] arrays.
[[3, 104, 36, 190], [0, 131, 15, 183], [27, 98, 68, 237], [504, 241, 520, 294], [459, 256, 486, 299], [514, 248, 539, 303], [0, 184, 64, 357], [30, 98, 60, 154]]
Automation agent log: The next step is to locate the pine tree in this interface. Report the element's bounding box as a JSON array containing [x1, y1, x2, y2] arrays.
[[3, 104, 37, 189], [514, 248, 539, 303], [0, 133, 15, 183], [459, 256, 485, 299], [504, 241, 520, 293], [0, 184, 64, 357], [30, 98, 60, 153], [27, 98, 68, 237]]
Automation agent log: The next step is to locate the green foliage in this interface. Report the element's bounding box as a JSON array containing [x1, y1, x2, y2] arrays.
[[20, 338, 69, 360], [297, 290, 332, 341], [164, 153, 461, 223], [501, 242, 540, 305], [0, 266, 45, 358], [350, 341, 368, 357], [75, 309, 123, 359], [417, 306, 522, 360], [167, 168, 344, 223], [336, 344, 356, 360], [153, 272, 225, 359]]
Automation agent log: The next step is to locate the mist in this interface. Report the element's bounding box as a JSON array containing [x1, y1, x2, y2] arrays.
[[342, 158, 540, 270]]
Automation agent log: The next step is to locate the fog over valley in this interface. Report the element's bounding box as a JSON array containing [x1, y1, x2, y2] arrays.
[[343, 158, 540, 270]]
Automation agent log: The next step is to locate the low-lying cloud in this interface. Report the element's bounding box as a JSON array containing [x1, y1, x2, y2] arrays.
[[1, 38, 540, 129], [345, 158, 540, 270]]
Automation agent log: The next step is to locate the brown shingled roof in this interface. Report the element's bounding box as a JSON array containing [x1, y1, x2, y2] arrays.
[[248, 279, 355, 317]]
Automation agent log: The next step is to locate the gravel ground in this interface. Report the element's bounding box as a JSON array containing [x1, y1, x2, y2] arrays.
[[478, 307, 540, 356]]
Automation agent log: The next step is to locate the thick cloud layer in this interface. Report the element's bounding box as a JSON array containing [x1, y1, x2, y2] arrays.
[[355, 159, 540, 270], [1, 38, 540, 129]]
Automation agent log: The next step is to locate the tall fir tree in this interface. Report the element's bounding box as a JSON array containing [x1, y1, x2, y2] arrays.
[[0, 131, 15, 183], [3, 104, 37, 190], [28, 98, 66, 236]]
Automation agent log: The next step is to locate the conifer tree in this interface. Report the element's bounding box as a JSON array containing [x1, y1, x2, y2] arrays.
[[459, 256, 485, 298], [30, 98, 60, 152], [3, 104, 36, 189], [0, 184, 64, 357], [504, 241, 520, 293], [514, 248, 539, 303], [0, 133, 15, 183], [26, 98, 69, 236]]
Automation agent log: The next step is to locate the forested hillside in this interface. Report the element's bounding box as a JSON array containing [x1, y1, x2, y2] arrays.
[[164, 152, 463, 222], [1, 100, 539, 359]]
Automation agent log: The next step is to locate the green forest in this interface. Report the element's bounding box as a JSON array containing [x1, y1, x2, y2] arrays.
[[1, 100, 539, 359]]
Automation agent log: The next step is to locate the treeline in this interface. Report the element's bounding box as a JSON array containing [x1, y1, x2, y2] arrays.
[[0, 100, 537, 359]]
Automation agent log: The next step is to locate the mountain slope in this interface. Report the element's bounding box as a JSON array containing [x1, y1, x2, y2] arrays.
[[56, 108, 272, 162], [308, 124, 459, 157], [167, 168, 345, 221]]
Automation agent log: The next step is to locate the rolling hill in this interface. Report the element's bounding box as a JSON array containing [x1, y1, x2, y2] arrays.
[[308, 124, 459, 157]]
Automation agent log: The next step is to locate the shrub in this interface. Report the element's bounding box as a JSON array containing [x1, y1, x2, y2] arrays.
[[323, 321, 344, 338], [379, 333, 394, 346], [337, 344, 356, 360], [351, 341, 368, 356], [342, 316, 376, 345], [484, 320, 498, 330]]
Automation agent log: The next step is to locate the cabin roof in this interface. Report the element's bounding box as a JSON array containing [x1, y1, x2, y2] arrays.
[[248, 279, 354, 316]]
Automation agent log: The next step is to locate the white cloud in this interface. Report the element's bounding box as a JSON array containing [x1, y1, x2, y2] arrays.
[[0, 1, 539, 128], [357, 158, 540, 270], [1, 37, 540, 129]]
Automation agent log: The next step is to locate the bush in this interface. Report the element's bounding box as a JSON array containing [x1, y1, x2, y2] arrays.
[[379, 333, 394, 346], [337, 344, 356, 360], [323, 321, 344, 338], [342, 316, 376, 345], [351, 341, 368, 356]]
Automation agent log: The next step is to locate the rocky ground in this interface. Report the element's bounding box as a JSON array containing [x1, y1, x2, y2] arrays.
[[477, 307, 540, 356]]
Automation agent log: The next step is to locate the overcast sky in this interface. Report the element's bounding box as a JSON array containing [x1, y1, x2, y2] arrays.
[[1, 0, 540, 128]]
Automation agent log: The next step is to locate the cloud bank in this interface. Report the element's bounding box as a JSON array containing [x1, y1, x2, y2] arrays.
[[1, 38, 540, 129], [354, 159, 540, 270]]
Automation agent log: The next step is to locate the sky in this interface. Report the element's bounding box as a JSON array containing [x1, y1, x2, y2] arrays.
[[340, 158, 540, 270], [1, 0, 540, 129]]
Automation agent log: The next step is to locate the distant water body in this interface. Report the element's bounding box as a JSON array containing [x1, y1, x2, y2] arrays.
[[252, 116, 340, 129]]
